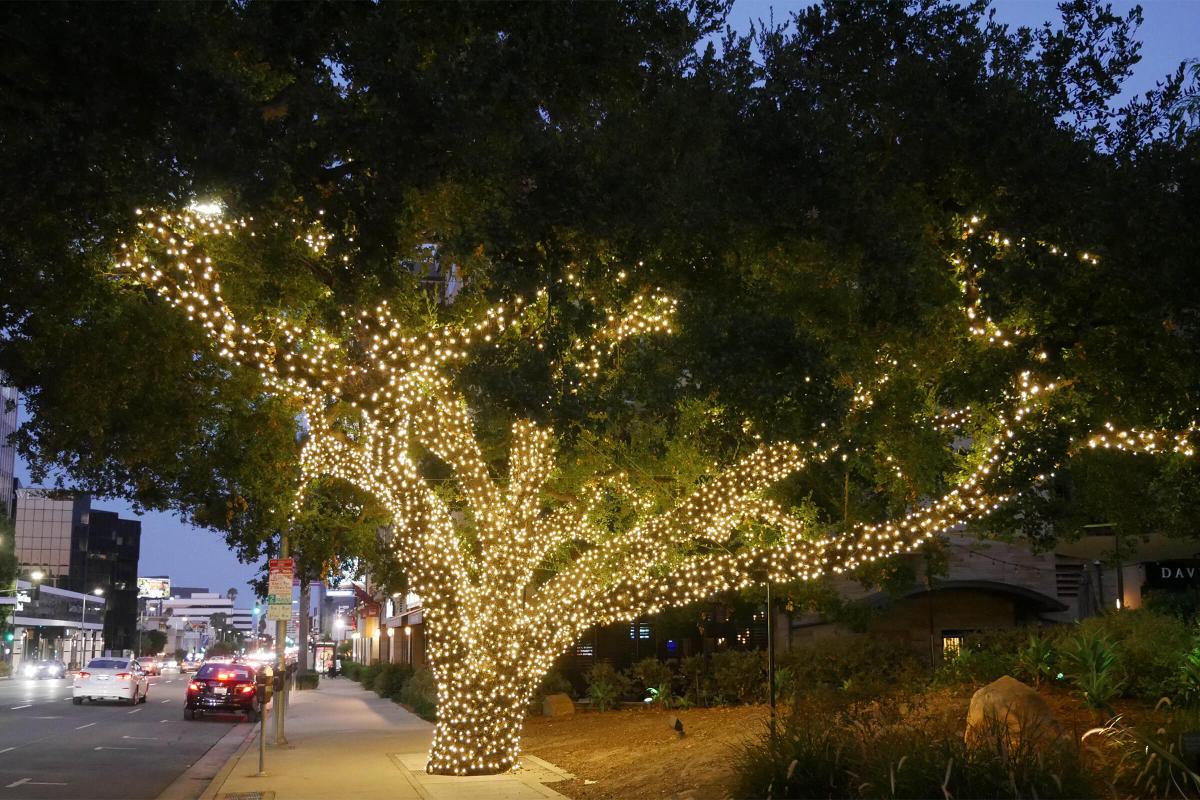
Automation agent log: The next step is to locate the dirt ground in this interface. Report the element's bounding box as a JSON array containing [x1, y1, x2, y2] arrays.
[[523, 704, 770, 800]]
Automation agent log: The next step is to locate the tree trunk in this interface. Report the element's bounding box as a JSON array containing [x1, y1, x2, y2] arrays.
[[425, 654, 536, 775], [298, 571, 311, 674]]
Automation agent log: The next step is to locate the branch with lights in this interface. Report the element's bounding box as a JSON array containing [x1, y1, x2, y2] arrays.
[[115, 206, 1194, 776]]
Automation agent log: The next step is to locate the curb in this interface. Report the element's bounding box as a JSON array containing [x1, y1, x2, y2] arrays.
[[156, 722, 258, 800]]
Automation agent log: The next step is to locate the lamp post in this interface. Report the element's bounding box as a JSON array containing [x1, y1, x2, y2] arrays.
[[404, 625, 412, 665], [81, 588, 103, 664]]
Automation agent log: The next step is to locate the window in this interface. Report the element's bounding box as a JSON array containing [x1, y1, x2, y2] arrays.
[[941, 629, 979, 659]]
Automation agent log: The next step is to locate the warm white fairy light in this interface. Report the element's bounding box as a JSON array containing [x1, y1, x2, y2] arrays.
[[115, 207, 1194, 777]]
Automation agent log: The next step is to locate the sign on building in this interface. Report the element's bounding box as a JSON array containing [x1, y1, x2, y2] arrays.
[[137, 577, 171, 599]]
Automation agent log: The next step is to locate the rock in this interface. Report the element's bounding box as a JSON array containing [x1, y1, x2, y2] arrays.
[[542, 693, 575, 717], [965, 675, 1062, 750]]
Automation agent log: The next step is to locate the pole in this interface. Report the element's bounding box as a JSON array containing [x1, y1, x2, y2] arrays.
[[766, 578, 776, 739], [273, 531, 288, 747], [257, 691, 267, 776]]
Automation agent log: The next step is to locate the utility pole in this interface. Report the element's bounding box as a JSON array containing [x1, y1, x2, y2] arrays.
[[274, 531, 289, 747]]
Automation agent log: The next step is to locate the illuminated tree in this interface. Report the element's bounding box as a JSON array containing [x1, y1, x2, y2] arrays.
[[115, 205, 1197, 775]]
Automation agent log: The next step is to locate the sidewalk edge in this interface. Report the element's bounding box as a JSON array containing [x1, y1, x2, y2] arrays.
[[156, 722, 258, 800]]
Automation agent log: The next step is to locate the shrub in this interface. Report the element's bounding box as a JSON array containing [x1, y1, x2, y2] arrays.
[[295, 671, 319, 690], [1013, 633, 1056, 689], [1061, 628, 1123, 710], [1079, 609, 1191, 702], [779, 635, 927, 698], [711, 650, 766, 705], [585, 662, 629, 711], [1083, 701, 1200, 799], [358, 662, 382, 689], [400, 667, 437, 721], [733, 693, 1098, 799], [629, 657, 673, 699], [341, 661, 361, 681], [373, 662, 414, 699], [680, 654, 715, 707], [933, 628, 1027, 688], [0, 662, 10, 679]]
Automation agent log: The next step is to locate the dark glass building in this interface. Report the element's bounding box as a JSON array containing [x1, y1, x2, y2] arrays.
[[14, 490, 141, 654]]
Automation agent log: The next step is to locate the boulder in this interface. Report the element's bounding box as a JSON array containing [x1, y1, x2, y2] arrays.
[[965, 675, 1062, 750], [542, 693, 575, 717]]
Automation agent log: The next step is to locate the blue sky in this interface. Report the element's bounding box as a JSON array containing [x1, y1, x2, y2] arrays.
[[15, 0, 1198, 607]]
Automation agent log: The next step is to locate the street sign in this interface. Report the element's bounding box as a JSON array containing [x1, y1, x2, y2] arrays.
[[267, 558, 295, 621]]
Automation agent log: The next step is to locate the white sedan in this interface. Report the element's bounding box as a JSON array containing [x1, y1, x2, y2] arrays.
[[72, 657, 150, 705]]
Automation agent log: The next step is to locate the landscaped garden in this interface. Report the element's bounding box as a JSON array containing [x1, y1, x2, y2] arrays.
[[522, 607, 1200, 798]]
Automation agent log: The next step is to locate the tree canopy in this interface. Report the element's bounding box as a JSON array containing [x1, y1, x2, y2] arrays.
[[1, 0, 1198, 586]]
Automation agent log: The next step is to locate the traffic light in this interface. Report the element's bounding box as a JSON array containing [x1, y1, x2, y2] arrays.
[[3, 631, 12, 643]]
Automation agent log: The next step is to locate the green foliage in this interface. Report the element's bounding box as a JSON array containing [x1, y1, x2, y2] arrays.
[[1061, 628, 1123, 710], [357, 662, 382, 690], [1083, 703, 1200, 799], [934, 629, 1025, 688], [779, 636, 926, 699], [1014, 634, 1057, 689], [336, 641, 352, 658], [711, 650, 767, 705], [206, 641, 235, 658], [680, 655, 715, 707], [733, 693, 1097, 800], [628, 657, 673, 697], [1178, 638, 1200, 707], [1143, 589, 1200, 622], [341, 661, 361, 681], [295, 672, 319, 690], [139, 630, 168, 656], [373, 662, 414, 700], [400, 667, 437, 721], [585, 663, 629, 712], [0, 663, 10, 679], [1077, 610, 1192, 702]]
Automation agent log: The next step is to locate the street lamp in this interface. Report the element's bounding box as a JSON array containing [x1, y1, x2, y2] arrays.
[[404, 625, 412, 664], [80, 588, 103, 664], [29, 570, 43, 583]]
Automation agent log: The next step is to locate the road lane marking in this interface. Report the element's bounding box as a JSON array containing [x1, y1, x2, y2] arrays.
[[93, 746, 135, 751], [0, 747, 15, 754], [122, 736, 158, 741], [5, 779, 67, 788], [32, 716, 62, 719], [75, 723, 96, 730], [9, 706, 29, 710], [160, 699, 170, 703], [127, 708, 142, 714]]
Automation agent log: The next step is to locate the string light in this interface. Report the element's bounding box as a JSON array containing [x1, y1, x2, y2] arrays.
[[114, 207, 1195, 776]]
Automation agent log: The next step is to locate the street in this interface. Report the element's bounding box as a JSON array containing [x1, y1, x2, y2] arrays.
[[0, 673, 248, 799]]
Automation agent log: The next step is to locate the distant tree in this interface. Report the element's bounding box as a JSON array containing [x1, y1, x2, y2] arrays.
[[139, 629, 167, 656], [209, 612, 230, 644]]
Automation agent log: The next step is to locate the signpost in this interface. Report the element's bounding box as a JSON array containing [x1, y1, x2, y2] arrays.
[[268, 552, 293, 746]]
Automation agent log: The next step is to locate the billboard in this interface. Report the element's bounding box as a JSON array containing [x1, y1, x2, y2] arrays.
[[137, 577, 171, 599]]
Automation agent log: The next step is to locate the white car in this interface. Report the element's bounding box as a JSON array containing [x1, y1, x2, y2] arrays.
[[72, 657, 150, 705]]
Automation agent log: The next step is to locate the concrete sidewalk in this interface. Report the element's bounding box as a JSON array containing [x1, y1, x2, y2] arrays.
[[201, 677, 570, 800]]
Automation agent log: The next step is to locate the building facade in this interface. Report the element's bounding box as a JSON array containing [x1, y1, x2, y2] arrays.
[[13, 490, 141, 654]]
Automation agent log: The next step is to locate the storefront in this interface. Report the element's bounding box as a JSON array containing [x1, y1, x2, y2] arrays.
[[10, 580, 106, 670]]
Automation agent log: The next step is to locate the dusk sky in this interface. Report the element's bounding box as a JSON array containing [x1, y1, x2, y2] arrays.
[[15, 0, 1198, 610]]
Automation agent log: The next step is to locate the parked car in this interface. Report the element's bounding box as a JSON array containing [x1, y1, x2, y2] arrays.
[[22, 660, 66, 679], [136, 656, 161, 676], [184, 662, 264, 721], [180, 659, 200, 673], [160, 658, 179, 672], [72, 657, 150, 705]]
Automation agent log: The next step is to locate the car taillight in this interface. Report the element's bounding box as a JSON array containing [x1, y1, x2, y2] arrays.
[[114, 672, 131, 679], [77, 671, 90, 679], [238, 684, 255, 694], [188, 681, 203, 692]]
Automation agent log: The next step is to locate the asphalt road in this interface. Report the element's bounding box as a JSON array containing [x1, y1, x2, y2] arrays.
[[0, 671, 251, 799]]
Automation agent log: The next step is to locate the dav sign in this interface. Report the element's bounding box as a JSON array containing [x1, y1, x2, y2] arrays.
[[1147, 561, 1200, 589]]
